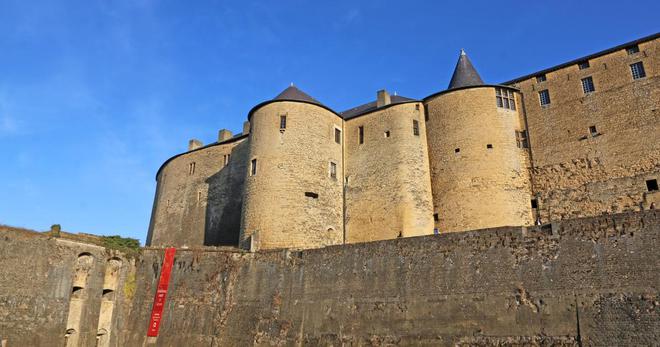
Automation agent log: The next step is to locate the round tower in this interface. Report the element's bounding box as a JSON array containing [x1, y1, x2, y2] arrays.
[[240, 85, 344, 250], [424, 50, 533, 232]]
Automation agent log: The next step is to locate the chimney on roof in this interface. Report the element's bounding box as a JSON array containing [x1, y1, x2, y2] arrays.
[[188, 139, 203, 151], [218, 129, 233, 142], [377, 89, 391, 108], [242, 121, 251, 135]]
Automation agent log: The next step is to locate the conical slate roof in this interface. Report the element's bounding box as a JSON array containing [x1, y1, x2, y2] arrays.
[[273, 84, 323, 106], [447, 49, 484, 89]]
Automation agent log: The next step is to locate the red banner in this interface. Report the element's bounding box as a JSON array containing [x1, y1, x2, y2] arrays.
[[147, 247, 176, 337]]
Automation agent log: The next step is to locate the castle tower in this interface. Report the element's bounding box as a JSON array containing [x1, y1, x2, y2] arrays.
[[239, 85, 344, 250], [342, 90, 435, 242], [424, 50, 533, 232]]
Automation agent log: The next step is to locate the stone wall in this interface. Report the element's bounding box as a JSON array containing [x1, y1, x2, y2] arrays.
[[511, 37, 660, 222], [1, 211, 658, 346], [425, 86, 534, 232], [344, 102, 434, 242], [240, 101, 344, 250], [0, 226, 131, 347], [147, 136, 248, 247], [119, 210, 657, 346]]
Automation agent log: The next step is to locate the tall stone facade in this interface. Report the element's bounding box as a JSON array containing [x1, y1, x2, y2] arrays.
[[147, 33, 659, 251]]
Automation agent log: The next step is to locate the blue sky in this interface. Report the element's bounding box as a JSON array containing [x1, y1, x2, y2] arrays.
[[1, 0, 658, 243]]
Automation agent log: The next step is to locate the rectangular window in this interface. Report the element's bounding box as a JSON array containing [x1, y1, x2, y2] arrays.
[[581, 76, 595, 94], [433, 213, 439, 222], [539, 90, 551, 106], [223, 154, 230, 166], [630, 62, 646, 79], [334, 128, 341, 144], [280, 115, 286, 129], [189, 162, 195, 175], [646, 179, 658, 191], [384, 130, 390, 138], [496, 88, 516, 110], [578, 60, 590, 70], [589, 125, 598, 136], [329, 162, 337, 179], [424, 107, 429, 121], [304, 192, 319, 199], [358, 126, 364, 144], [413, 120, 420, 136], [531, 199, 538, 209], [486, 144, 493, 149], [626, 45, 639, 55], [536, 74, 547, 83], [516, 130, 529, 149], [250, 159, 257, 176]]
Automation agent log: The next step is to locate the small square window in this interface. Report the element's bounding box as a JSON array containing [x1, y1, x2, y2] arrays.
[[646, 179, 658, 192], [536, 74, 547, 83], [578, 60, 590, 70], [334, 128, 341, 144], [531, 199, 538, 209], [626, 45, 639, 55], [630, 62, 646, 80], [384, 131, 390, 138], [539, 90, 551, 106], [581, 76, 595, 94], [589, 126, 598, 136], [454, 148, 460, 153], [486, 144, 493, 149]]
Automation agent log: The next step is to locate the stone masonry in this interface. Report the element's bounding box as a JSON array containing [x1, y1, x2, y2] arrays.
[[146, 33, 659, 251]]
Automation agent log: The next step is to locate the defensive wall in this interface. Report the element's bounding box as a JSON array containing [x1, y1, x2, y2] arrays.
[[0, 225, 133, 347], [1, 209, 658, 346]]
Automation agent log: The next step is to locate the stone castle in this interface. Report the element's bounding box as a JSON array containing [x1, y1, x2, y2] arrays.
[[1, 33, 659, 347], [147, 33, 659, 251]]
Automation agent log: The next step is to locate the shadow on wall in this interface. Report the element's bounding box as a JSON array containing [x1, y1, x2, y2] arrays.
[[203, 140, 249, 246]]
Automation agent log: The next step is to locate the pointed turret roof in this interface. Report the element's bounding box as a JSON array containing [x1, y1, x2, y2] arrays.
[[273, 84, 323, 106], [447, 49, 484, 89]]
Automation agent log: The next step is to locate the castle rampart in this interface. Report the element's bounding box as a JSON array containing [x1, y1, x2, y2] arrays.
[[2, 210, 658, 346]]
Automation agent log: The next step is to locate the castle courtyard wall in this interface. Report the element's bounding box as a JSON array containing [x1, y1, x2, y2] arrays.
[[510, 37, 660, 222], [343, 102, 434, 242]]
